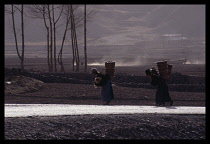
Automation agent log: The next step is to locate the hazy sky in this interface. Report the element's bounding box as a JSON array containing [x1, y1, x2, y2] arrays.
[[5, 5, 205, 46], [4, 5, 205, 64]]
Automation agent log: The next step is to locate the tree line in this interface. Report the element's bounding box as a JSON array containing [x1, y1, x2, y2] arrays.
[[5, 4, 96, 73]]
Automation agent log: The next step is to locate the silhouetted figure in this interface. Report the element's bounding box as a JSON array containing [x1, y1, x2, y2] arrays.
[[145, 69, 173, 106], [91, 68, 114, 105]]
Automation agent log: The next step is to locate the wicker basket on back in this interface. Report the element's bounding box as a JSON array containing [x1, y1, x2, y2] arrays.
[[156, 61, 172, 80], [105, 61, 115, 78]]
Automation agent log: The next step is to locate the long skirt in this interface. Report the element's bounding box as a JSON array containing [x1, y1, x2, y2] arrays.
[[100, 80, 114, 102], [156, 81, 172, 104]]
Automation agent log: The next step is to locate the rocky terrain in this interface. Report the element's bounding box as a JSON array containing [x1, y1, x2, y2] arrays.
[[5, 114, 205, 140]]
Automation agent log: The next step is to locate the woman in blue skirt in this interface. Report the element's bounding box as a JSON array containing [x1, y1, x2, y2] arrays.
[[91, 68, 114, 105]]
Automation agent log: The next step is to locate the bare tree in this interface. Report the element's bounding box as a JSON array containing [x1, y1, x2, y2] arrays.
[[47, 5, 54, 72], [11, 5, 21, 60], [84, 4, 87, 72], [70, 5, 80, 72], [66, 5, 96, 72], [24, 5, 97, 72], [26, 5, 51, 72], [52, 5, 63, 72], [58, 5, 71, 72], [42, 5, 51, 72], [21, 5, 25, 70], [8, 5, 25, 70], [71, 5, 97, 72], [26, 5, 59, 72]]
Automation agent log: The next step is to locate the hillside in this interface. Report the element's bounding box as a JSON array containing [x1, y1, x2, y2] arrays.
[[143, 5, 205, 36], [5, 5, 205, 46]]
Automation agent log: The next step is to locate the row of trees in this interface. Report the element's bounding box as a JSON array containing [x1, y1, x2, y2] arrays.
[[5, 4, 95, 72]]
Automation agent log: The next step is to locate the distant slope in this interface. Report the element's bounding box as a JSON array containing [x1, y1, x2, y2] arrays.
[[5, 5, 205, 46], [142, 5, 205, 36]]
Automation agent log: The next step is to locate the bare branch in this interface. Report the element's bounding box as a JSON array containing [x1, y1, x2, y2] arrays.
[[55, 5, 64, 24], [13, 5, 21, 12], [5, 5, 12, 14], [26, 5, 50, 19]]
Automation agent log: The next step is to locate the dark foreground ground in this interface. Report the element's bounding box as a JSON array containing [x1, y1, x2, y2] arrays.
[[4, 58, 206, 140], [5, 114, 205, 140]]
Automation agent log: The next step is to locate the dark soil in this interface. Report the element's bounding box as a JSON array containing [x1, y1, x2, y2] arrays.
[[4, 58, 206, 140], [4, 83, 205, 106], [5, 114, 205, 140], [4, 68, 205, 106]]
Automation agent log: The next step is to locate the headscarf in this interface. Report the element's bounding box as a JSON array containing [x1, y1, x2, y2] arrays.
[[91, 68, 98, 75], [145, 69, 152, 76]]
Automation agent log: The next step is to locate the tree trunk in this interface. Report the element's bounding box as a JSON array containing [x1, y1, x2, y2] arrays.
[[70, 5, 80, 72], [58, 28, 67, 73], [58, 21, 69, 72], [48, 5, 53, 72], [43, 6, 50, 72], [84, 4, 87, 72], [21, 5, 25, 70], [52, 5, 57, 72], [70, 5, 75, 71], [11, 5, 22, 66], [58, 6, 70, 73]]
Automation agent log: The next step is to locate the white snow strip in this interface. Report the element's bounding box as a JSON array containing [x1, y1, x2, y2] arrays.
[[4, 104, 205, 117]]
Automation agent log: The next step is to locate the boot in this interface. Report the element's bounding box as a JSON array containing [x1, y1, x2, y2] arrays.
[[103, 101, 110, 105]]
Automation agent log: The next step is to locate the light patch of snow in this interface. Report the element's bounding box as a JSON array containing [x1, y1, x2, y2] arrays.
[[5, 104, 205, 117]]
